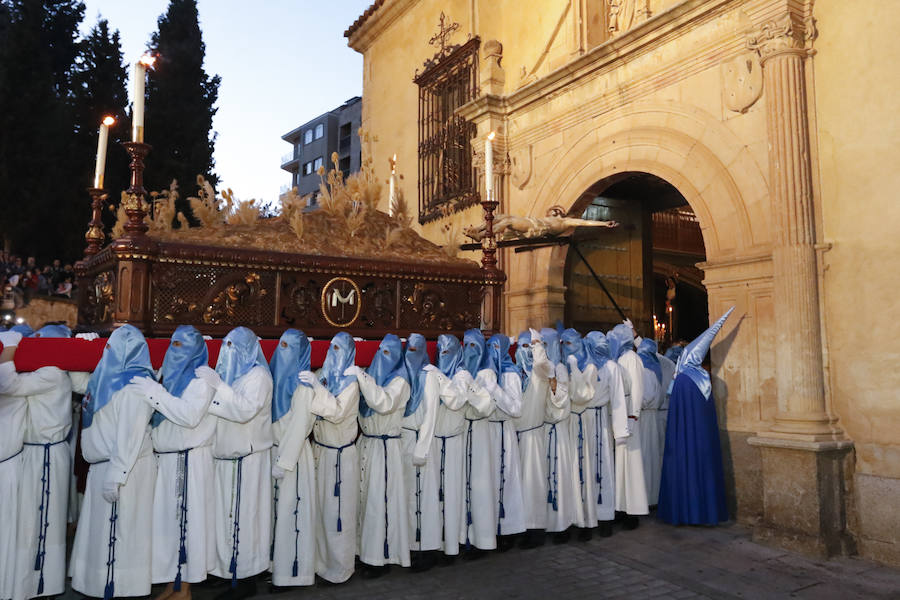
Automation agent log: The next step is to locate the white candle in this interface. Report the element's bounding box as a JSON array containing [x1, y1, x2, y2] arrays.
[[93, 116, 116, 188], [485, 131, 495, 200], [388, 154, 397, 216], [131, 54, 156, 142]]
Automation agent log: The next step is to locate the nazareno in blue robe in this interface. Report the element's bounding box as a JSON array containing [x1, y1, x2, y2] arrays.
[[657, 373, 728, 525]]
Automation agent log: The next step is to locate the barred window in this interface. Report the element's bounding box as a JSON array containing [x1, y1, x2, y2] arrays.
[[413, 37, 480, 224]]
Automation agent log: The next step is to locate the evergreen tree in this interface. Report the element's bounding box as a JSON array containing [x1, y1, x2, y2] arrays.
[[71, 17, 129, 236], [144, 0, 220, 221]]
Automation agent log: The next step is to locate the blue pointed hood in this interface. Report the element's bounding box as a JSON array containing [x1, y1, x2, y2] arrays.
[[540, 327, 561, 365], [152, 325, 209, 427], [664, 344, 685, 363], [561, 328, 588, 371], [321, 331, 357, 396], [636, 338, 662, 383], [462, 329, 486, 376], [487, 333, 519, 377], [11, 323, 33, 336], [83, 325, 154, 429], [31, 324, 71, 338], [216, 327, 267, 386], [675, 307, 735, 400], [583, 331, 610, 370], [270, 329, 311, 422], [607, 323, 635, 359], [360, 333, 408, 417], [403, 333, 429, 417], [515, 330, 533, 391], [437, 334, 464, 377]]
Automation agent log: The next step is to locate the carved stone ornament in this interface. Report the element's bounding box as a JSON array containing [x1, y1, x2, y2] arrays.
[[510, 144, 533, 189], [608, 0, 650, 36], [321, 276, 362, 328], [722, 52, 764, 113], [747, 14, 814, 60]]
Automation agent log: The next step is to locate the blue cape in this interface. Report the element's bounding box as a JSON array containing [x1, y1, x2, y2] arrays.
[[514, 330, 533, 391], [560, 328, 588, 370], [152, 325, 209, 428], [403, 333, 429, 417], [361, 334, 408, 417], [462, 329, 486, 376], [583, 331, 610, 371], [269, 329, 311, 422], [636, 338, 663, 383], [437, 334, 463, 377], [321, 331, 357, 397], [216, 327, 268, 386], [83, 325, 154, 429], [664, 344, 685, 363], [674, 307, 735, 400], [31, 324, 71, 338]]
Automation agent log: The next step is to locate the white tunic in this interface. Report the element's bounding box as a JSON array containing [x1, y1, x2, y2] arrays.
[[312, 379, 359, 584], [657, 354, 676, 473], [461, 369, 497, 550], [145, 378, 216, 585], [0, 365, 27, 600], [614, 351, 650, 515], [208, 366, 273, 582], [400, 370, 441, 553], [70, 384, 156, 598], [431, 371, 490, 556], [0, 362, 72, 600], [356, 372, 410, 567], [639, 367, 664, 506], [544, 363, 581, 532], [486, 371, 526, 536], [271, 383, 341, 587]]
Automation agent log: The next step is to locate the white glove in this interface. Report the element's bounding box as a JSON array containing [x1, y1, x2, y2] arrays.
[[623, 318, 634, 331], [353, 337, 364, 342], [422, 364, 438, 373], [343, 365, 363, 378], [129, 375, 161, 399], [633, 336, 643, 347], [75, 332, 100, 341], [0, 331, 23, 348], [102, 479, 121, 503], [272, 464, 286, 480], [454, 369, 474, 385], [566, 355, 579, 369], [194, 366, 222, 390], [412, 453, 427, 467], [202, 335, 212, 341], [298, 371, 321, 388], [615, 436, 628, 446]]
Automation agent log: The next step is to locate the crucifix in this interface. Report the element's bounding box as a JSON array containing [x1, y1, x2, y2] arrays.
[[429, 12, 460, 55]]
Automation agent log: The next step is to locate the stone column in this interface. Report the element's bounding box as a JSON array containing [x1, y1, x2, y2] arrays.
[[747, 13, 854, 557]]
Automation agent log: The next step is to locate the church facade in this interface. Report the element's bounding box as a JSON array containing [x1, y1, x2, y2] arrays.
[[346, 0, 900, 565]]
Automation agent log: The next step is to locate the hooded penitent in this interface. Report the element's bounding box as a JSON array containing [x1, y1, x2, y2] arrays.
[[607, 323, 635, 360], [320, 331, 357, 396], [437, 334, 463, 377], [270, 329, 311, 422], [462, 329, 486, 376], [83, 324, 154, 428], [636, 338, 662, 383], [403, 333, 429, 417], [674, 307, 735, 400], [486, 333, 518, 379], [663, 344, 685, 363], [11, 323, 34, 336], [215, 327, 268, 387], [31, 324, 72, 338], [583, 331, 611, 370], [152, 325, 209, 427], [539, 327, 561, 365], [560, 328, 588, 370], [360, 334, 408, 417], [515, 330, 533, 390]]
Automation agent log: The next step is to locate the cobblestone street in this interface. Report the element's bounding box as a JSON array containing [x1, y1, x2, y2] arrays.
[[137, 517, 900, 600]]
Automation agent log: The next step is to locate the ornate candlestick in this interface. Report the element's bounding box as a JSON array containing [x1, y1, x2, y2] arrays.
[[120, 141, 151, 238], [83, 187, 108, 257]]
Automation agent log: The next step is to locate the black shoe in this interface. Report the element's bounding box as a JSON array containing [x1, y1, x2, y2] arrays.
[[621, 515, 640, 530], [597, 521, 613, 537], [552, 529, 571, 544], [410, 551, 436, 573], [577, 527, 593, 542], [360, 564, 389, 579], [213, 578, 257, 600], [519, 529, 545, 549], [437, 553, 457, 567], [462, 547, 486, 561], [498, 534, 517, 552], [315, 575, 341, 587], [269, 584, 293, 594]]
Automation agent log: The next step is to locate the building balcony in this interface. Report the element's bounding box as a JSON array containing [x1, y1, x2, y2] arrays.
[[281, 152, 300, 168], [651, 208, 705, 256]]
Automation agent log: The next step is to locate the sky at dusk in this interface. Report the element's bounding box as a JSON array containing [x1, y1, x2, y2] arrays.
[[79, 0, 374, 205]]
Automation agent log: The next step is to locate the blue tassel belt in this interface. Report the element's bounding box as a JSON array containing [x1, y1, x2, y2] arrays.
[[592, 407, 603, 504], [434, 431, 461, 542], [214, 455, 249, 588], [401, 427, 422, 544], [313, 439, 355, 534], [156, 449, 191, 590], [545, 422, 559, 512], [361, 433, 401, 560], [489, 421, 508, 533], [24, 439, 68, 595]]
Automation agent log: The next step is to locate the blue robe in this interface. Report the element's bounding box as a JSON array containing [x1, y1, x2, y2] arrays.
[[657, 374, 727, 525]]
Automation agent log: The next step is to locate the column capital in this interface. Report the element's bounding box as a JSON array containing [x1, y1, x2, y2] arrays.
[[747, 13, 817, 62]]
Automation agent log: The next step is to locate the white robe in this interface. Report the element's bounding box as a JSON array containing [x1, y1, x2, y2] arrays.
[[486, 371, 526, 536], [400, 370, 441, 553], [638, 367, 663, 506], [431, 371, 490, 555], [208, 366, 274, 582], [312, 379, 359, 584], [70, 384, 156, 598], [0, 365, 26, 600], [146, 377, 216, 585], [356, 372, 410, 567], [271, 383, 341, 587], [0, 362, 72, 600], [544, 363, 581, 532], [461, 369, 497, 550], [614, 351, 649, 515], [657, 354, 676, 473]]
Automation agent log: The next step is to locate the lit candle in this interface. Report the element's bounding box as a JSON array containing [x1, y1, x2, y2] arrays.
[[485, 131, 495, 200], [93, 115, 116, 189], [388, 154, 397, 216], [131, 53, 156, 142]]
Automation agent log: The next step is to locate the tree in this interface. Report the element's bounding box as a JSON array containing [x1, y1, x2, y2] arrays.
[[144, 0, 220, 221], [71, 17, 129, 236]]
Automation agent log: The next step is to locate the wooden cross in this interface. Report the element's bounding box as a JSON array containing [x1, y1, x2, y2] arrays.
[[429, 12, 459, 54]]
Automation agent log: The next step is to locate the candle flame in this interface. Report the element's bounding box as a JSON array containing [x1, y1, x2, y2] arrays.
[[102, 115, 116, 126], [487, 131, 496, 140], [139, 53, 157, 68]]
